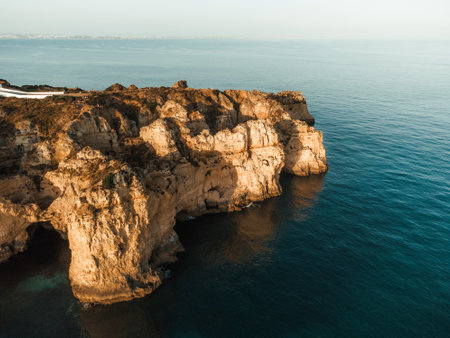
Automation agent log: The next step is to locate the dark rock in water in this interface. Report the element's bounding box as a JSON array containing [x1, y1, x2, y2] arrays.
[[156, 267, 172, 280]]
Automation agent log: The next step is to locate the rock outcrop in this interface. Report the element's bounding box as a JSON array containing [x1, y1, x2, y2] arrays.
[[0, 81, 327, 304]]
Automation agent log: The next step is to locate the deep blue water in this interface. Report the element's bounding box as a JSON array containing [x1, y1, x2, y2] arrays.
[[0, 39, 449, 337]]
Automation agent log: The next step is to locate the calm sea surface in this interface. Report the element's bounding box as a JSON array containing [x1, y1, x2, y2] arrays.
[[0, 39, 449, 337]]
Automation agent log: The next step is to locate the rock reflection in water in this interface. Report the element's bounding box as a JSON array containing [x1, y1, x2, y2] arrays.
[[224, 174, 325, 261], [175, 173, 325, 266], [288, 174, 325, 210], [222, 200, 278, 262], [79, 301, 162, 338]]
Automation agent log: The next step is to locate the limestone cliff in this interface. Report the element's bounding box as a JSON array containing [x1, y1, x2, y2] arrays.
[[0, 81, 327, 304]]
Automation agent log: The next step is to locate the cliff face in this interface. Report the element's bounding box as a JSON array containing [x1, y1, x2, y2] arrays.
[[0, 82, 327, 304]]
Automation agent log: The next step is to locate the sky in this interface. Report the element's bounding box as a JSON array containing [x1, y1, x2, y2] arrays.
[[1, 0, 449, 39]]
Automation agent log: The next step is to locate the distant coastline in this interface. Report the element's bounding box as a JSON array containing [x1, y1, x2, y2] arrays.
[[2, 35, 448, 41], [0, 34, 240, 40]]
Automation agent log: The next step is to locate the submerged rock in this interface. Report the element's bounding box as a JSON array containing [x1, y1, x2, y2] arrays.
[[0, 81, 327, 304]]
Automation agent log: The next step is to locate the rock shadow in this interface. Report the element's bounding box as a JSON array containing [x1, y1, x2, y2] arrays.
[[0, 224, 70, 292], [0, 120, 20, 176], [174, 173, 325, 266]]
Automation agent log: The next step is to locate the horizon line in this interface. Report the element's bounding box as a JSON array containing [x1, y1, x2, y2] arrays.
[[0, 34, 448, 41]]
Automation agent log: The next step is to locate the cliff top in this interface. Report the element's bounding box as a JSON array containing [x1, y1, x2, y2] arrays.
[[0, 80, 313, 138]]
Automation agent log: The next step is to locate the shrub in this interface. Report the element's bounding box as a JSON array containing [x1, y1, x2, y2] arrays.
[[102, 173, 115, 189], [53, 95, 75, 103]]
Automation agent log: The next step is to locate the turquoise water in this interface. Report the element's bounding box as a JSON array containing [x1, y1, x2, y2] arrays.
[[0, 39, 449, 337]]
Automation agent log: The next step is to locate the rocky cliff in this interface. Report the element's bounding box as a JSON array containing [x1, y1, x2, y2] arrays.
[[0, 81, 327, 304]]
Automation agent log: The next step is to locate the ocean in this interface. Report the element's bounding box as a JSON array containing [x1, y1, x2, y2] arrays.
[[0, 39, 449, 337]]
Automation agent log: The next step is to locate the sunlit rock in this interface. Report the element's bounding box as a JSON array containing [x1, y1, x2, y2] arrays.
[[0, 81, 327, 304]]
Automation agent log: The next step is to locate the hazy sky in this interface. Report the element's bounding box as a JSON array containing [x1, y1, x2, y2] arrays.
[[2, 0, 449, 39]]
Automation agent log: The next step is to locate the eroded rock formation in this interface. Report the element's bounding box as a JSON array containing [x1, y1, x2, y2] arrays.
[[0, 81, 327, 304]]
